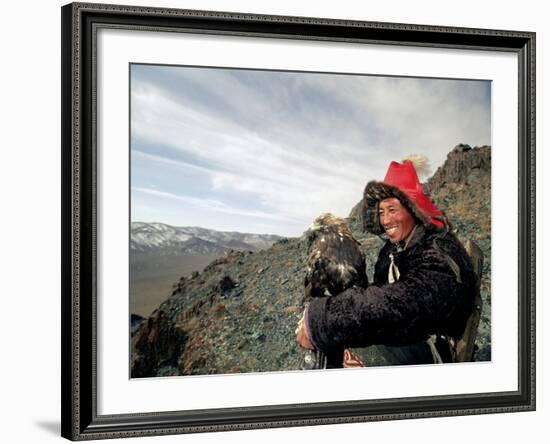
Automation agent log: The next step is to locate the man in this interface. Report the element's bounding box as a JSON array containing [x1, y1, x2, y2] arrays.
[[296, 159, 477, 365]]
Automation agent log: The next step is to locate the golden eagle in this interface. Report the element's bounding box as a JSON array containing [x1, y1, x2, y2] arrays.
[[303, 213, 368, 369], [304, 213, 368, 299]]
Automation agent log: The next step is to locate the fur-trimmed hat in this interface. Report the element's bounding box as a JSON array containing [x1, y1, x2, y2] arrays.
[[363, 159, 445, 235]]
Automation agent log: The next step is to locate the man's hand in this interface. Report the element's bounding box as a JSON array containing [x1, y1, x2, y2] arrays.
[[295, 316, 314, 350]]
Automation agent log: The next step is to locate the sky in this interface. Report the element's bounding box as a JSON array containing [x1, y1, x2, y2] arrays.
[[131, 64, 491, 237]]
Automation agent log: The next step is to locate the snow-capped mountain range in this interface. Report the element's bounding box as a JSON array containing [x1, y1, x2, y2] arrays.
[[131, 222, 283, 254]]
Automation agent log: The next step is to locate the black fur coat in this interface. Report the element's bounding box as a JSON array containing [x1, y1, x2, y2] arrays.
[[306, 225, 477, 353]]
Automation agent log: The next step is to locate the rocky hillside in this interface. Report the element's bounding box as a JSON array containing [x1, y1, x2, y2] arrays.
[[426, 144, 491, 242], [131, 145, 491, 377]]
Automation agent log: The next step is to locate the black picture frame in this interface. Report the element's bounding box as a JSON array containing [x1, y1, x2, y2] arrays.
[[61, 2, 536, 440]]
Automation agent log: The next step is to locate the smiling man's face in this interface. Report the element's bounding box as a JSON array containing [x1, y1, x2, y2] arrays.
[[378, 197, 416, 244]]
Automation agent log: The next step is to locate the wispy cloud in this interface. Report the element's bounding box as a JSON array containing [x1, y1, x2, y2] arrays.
[[133, 186, 301, 224]]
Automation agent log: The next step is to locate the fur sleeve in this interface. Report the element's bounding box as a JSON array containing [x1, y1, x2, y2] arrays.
[[307, 247, 470, 352]]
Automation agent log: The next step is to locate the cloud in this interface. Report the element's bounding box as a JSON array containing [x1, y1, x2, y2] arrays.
[[131, 65, 490, 235], [133, 186, 301, 224], [131, 79, 366, 221]]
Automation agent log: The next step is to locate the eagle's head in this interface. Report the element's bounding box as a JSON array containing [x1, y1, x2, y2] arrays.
[[303, 212, 368, 299], [305, 213, 347, 247]]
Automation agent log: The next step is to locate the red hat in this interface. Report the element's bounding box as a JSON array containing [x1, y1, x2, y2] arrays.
[[363, 160, 444, 235]]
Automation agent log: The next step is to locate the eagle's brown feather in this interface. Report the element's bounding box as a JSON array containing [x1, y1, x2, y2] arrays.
[[304, 213, 368, 300]]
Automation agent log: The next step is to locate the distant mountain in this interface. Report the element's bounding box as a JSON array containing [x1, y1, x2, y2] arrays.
[[131, 222, 283, 254]]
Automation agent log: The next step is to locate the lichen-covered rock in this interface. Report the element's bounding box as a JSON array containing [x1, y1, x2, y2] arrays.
[[427, 145, 491, 191], [131, 309, 187, 377]]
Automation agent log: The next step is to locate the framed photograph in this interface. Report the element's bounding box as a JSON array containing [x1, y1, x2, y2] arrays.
[[61, 2, 535, 440]]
